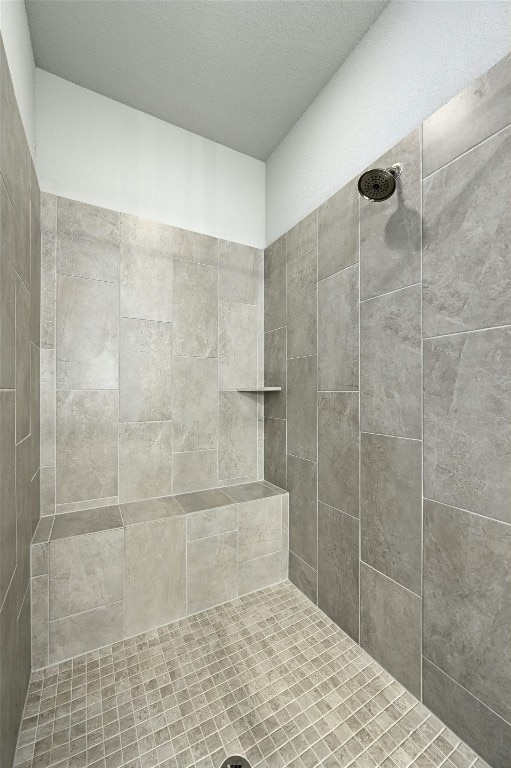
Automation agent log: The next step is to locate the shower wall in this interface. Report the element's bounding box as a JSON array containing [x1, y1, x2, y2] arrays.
[[0, 38, 41, 768], [40, 195, 263, 515], [264, 52, 511, 768]]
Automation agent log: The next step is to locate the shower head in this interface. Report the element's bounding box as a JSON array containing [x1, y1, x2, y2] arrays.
[[358, 163, 403, 202]]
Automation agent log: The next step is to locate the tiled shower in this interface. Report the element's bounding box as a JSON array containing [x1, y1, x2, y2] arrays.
[[0, 10, 510, 768]]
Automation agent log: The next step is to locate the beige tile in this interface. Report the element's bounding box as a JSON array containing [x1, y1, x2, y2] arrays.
[[187, 531, 237, 614], [172, 449, 217, 494], [119, 421, 172, 502], [186, 504, 237, 541], [49, 601, 124, 665], [238, 496, 282, 562]]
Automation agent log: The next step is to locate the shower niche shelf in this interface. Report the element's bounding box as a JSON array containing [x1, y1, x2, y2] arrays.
[[236, 387, 282, 392]]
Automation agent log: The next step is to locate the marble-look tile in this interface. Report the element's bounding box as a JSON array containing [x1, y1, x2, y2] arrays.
[[264, 328, 286, 419], [31, 575, 49, 670], [57, 231, 119, 283], [286, 247, 317, 359], [119, 421, 172, 502], [289, 551, 317, 604], [125, 517, 186, 635], [219, 300, 258, 390], [41, 231, 56, 349], [16, 436, 32, 612], [0, 578, 19, 768], [238, 496, 282, 561], [121, 496, 183, 526], [31, 471, 40, 537], [175, 488, 232, 514], [264, 418, 286, 491], [40, 192, 57, 233], [187, 531, 237, 614], [423, 51, 511, 177], [424, 499, 511, 723], [264, 235, 286, 278], [120, 317, 172, 422], [31, 542, 48, 576], [0, 391, 15, 608], [172, 356, 218, 452], [238, 551, 287, 596], [318, 392, 359, 517], [361, 433, 422, 594], [30, 342, 40, 481], [170, 228, 218, 266], [30, 178, 42, 346], [287, 454, 317, 569], [264, 262, 286, 333], [172, 259, 218, 357], [57, 496, 118, 514], [40, 348, 55, 468], [360, 128, 421, 301], [51, 506, 123, 541], [186, 504, 237, 542], [318, 179, 359, 281], [0, 180, 16, 387], [424, 327, 511, 523], [15, 275, 30, 442], [218, 391, 257, 480], [56, 274, 119, 389], [423, 658, 511, 768], [423, 125, 511, 337], [318, 502, 359, 642], [318, 264, 359, 391], [49, 528, 124, 619], [224, 481, 281, 503], [360, 563, 422, 698], [57, 197, 120, 245], [360, 284, 421, 438], [32, 515, 54, 544], [120, 214, 173, 322], [49, 601, 124, 665], [56, 390, 118, 504], [172, 450, 217, 494], [286, 209, 317, 263], [287, 355, 317, 461], [219, 241, 262, 304]]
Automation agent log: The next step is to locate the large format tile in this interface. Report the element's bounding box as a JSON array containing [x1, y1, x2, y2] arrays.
[[318, 264, 359, 391], [175, 488, 232, 514], [0, 391, 15, 608], [31, 575, 49, 670], [15, 275, 31, 441], [0, 179, 16, 387], [360, 563, 422, 698], [423, 499, 511, 723], [49, 528, 124, 619], [50, 506, 123, 540], [56, 274, 119, 389], [238, 550, 287, 596], [423, 125, 511, 337], [57, 197, 120, 245], [49, 601, 124, 665], [119, 421, 172, 502], [40, 348, 55, 467], [286, 247, 317, 359], [360, 284, 421, 438], [219, 240, 261, 304], [16, 436, 32, 613], [172, 449, 217, 494], [361, 433, 422, 594], [41, 230, 56, 348], [121, 496, 183, 526], [287, 454, 317, 569], [288, 551, 317, 604], [120, 317, 172, 422], [172, 259, 218, 357], [57, 230, 119, 284], [120, 214, 173, 321], [40, 466, 55, 517], [218, 391, 257, 480], [224, 481, 281, 503], [424, 327, 511, 523], [318, 502, 359, 642], [170, 227, 218, 266], [423, 51, 511, 177], [0, 579, 19, 768], [264, 327, 286, 419], [287, 355, 317, 462], [238, 496, 282, 561], [264, 418, 286, 490], [56, 390, 118, 504], [187, 531, 237, 614], [30, 342, 40, 479], [264, 255, 286, 334], [219, 300, 258, 390], [286, 209, 317, 263], [360, 128, 421, 301], [172, 356, 218, 451], [30, 176, 42, 346], [186, 504, 237, 542], [318, 392, 359, 517], [125, 517, 186, 635], [318, 178, 358, 281]]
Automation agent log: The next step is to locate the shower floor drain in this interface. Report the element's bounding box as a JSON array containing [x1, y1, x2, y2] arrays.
[[219, 757, 252, 768]]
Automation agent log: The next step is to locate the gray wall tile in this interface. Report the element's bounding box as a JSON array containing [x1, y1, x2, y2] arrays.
[[287, 454, 317, 569], [0, 579, 20, 768], [424, 499, 511, 723], [172, 449, 217, 494], [57, 231, 119, 283], [172, 259, 218, 357], [57, 197, 120, 245], [218, 392, 257, 480], [360, 128, 421, 301], [40, 348, 55, 467], [423, 125, 511, 337], [318, 392, 359, 517], [264, 418, 286, 491], [219, 300, 258, 390], [120, 317, 172, 422], [318, 264, 359, 391], [287, 247, 317, 359], [361, 433, 422, 594], [56, 389, 118, 504], [41, 231, 56, 348], [0, 391, 15, 608], [318, 179, 358, 281], [187, 531, 237, 614], [219, 240, 262, 304], [56, 274, 119, 389], [40, 192, 56, 234], [30, 343, 40, 481], [238, 496, 282, 562], [360, 563, 422, 698], [289, 551, 317, 604], [318, 502, 359, 642], [119, 421, 172, 503], [264, 262, 286, 333], [31, 575, 49, 670], [31, 543, 48, 577], [238, 550, 287, 596], [187, 505, 237, 542], [424, 327, 511, 524], [49, 601, 124, 665], [15, 275, 30, 442], [0, 180, 15, 388], [16, 436, 32, 613], [172, 356, 218, 452], [170, 227, 218, 266], [287, 355, 317, 461], [264, 328, 286, 419], [264, 235, 286, 278], [125, 517, 186, 635], [30, 188, 41, 346], [360, 284, 422, 438], [40, 466, 55, 517], [286, 209, 317, 263]]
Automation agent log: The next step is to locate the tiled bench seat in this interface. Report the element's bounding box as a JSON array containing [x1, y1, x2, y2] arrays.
[[30, 482, 288, 668]]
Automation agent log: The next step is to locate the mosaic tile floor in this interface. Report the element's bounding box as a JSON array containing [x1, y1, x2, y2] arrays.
[[14, 582, 488, 768]]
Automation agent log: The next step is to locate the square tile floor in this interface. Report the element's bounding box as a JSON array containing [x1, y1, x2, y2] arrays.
[[13, 582, 488, 768]]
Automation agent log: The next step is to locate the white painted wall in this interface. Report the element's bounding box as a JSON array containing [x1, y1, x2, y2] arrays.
[[35, 70, 265, 247], [0, 0, 35, 154], [265, 0, 511, 245]]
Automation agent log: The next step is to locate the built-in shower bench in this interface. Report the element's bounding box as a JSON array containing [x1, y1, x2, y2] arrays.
[[30, 482, 288, 669]]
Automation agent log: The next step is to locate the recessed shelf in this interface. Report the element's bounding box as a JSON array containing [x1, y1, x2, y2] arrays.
[[236, 387, 282, 392]]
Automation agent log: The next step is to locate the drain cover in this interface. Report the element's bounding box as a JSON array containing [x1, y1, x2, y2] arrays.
[[219, 757, 251, 768]]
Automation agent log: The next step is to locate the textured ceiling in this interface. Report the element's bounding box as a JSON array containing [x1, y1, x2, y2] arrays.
[[26, 0, 388, 160]]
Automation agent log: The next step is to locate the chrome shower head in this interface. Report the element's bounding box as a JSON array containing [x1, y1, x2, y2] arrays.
[[358, 163, 403, 202]]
